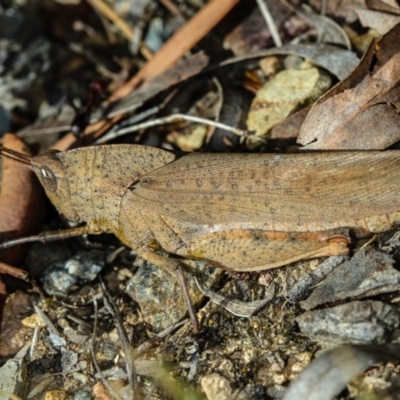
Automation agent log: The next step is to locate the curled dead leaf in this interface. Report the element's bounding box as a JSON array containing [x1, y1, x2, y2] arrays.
[[298, 23, 400, 150], [0, 134, 45, 266], [283, 344, 400, 400]]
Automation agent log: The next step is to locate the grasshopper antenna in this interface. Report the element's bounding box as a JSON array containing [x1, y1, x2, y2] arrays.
[[0, 145, 32, 166]]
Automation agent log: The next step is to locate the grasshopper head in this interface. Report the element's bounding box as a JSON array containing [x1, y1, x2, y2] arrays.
[[31, 150, 79, 221], [0, 146, 79, 221]]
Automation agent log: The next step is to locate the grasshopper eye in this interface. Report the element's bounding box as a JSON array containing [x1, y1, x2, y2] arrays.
[[40, 166, 57, 192]]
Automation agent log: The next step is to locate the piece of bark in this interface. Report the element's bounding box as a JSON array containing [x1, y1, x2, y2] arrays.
[[285, 255, 348, 304], [296, 300, 400, 345], [300, 247, 400, 310]]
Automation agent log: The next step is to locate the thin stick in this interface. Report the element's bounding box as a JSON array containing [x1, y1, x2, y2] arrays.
[[321, 0, 327, 16], [29, 324, 41, 359], [50, 114, 125, 151], [158, 0, 184, 18], [91, 296, 123, 400], [99, 278, 137, 391], [107, 105, 159, 129], [132, 319, 188, 357], [86, 0, 134, 41], [109, 0, 240, 102], [0, 261, 31, 282], [0, 226, 88, 250], [34, 305, 66, 346], [0, 260, 43, 294], [255, 0, 282, 47], [95, 113, 249, 144]]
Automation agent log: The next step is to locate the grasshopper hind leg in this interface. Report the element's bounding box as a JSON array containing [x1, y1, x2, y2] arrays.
[[182, 229, 350, 271]]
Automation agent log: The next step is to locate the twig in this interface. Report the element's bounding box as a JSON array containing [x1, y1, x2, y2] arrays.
[[140, 44, 153, 60], [158, 0, 184, 18], [34, 305, 66, 347], [321, 0, 327, 16], [86, 0, 134, 41], [0, 261, 31, 282], [50, 114, 124, 151], [99, 278, 137, 392], [29, 324, 41, 359], [91, 296, 123, 400], [109, 0, 240, 102], [255, 0, 282, 47], [132, 319, 188, 357], [95, 113, 249, 144], [358, 235, 377, 252], [213, 77, 224, 122]]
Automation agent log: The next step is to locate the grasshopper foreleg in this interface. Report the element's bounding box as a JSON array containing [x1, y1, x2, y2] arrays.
[[0, 226, 89, 250]]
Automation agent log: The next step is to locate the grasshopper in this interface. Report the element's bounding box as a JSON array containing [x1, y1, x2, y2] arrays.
[[1, 143, 399, 275], [2, 143, 400, 330]]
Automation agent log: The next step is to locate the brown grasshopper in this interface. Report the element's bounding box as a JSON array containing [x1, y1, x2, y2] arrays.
[[2, 143, 400, 330], [1, 144, 399, 274]]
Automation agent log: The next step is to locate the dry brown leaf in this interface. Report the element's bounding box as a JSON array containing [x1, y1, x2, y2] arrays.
[[223, 3, 293, 55], [0, 134, 45, 266], [366, 0, 400, 14], [270, 107, 310, 141], [306, 11, 351, 49], [283, 1, 351, 49], [0, 291, 33, 357], [308, 0, 366, 23], [357, 8, 400, 34], [297, 23, 400, 150]]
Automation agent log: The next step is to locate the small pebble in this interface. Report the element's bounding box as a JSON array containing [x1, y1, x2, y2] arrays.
[[73, 391, 92, 400], [44, 390, 67, 400]]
